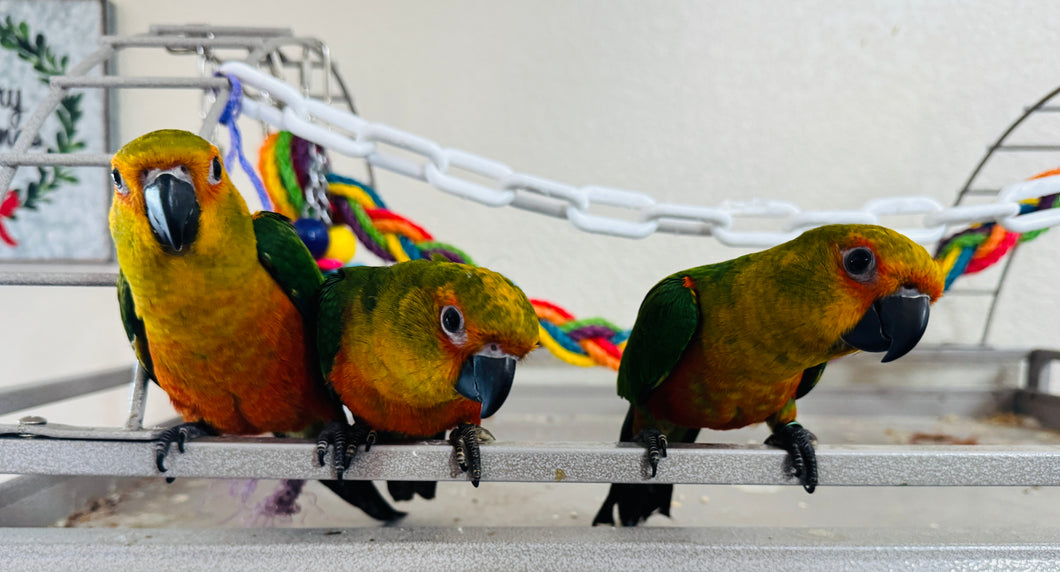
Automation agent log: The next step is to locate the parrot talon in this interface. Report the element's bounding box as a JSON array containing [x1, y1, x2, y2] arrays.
[[347, 422, 376, 456], [315, 421, 356, 481], [362, 429, 377, 453], [765, 421, 819, 493], [449, 423, 487, 487], [153, 421, 213, 474], [634, 428, 668, 478]]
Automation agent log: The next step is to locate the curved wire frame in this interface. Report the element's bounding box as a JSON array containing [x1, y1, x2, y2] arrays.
[[950, 85, 1060, 345]]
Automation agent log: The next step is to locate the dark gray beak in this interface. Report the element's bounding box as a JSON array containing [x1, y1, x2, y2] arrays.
[[145, 172, 199, 254], [841, 286, 931, 363], [455, 346, 518, 419]]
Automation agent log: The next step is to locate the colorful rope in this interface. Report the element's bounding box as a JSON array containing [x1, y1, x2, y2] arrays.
[[936, 167, 1060, 289]]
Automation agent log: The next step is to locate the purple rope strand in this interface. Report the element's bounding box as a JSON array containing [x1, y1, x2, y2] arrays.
[[218, 74, 273, 211], [566, 325, 616, 341], [330, 198, 394, 261]]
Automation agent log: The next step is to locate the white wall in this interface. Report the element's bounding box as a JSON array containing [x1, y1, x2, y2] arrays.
[[6, 1, 1060, 396]]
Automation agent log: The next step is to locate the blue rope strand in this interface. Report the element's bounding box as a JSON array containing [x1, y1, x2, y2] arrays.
[[541, 320, 586, 355], [218, 74, 272, 211], [944, 247, 975, 290], [399, 235, 421, 260]]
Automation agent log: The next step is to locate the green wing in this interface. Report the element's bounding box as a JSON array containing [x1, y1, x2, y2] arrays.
[[315, 265, 384, 377], [795, 362, 827, 400], [252, 211, 324, 319], [617, 274, 700, 405], [117, 270, 155, 381], [315, 269, 349, 378]]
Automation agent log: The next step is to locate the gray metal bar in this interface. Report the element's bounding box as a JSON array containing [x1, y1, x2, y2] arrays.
[[149, 25, 293, 38], [3, 437, 1060, 486], [0, 153, 112, 166], [51, 76, 229, 89], [0, 424, 159, 440], [995, 144, 1060, 151], [243, 36, 327, 68], [1, 526, 1059, 571], [101, 36, 267, 49], [0, 367, 133, 416], [122, 364, 149, 431], [0, 265, 118, 286], [199, 83, 231, 140]]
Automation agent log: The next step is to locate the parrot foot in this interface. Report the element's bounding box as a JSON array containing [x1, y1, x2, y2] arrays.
[[316, 421, 353, 481], [634, 428, 668, 478], [765, 421, 818, 493], [349, 422, 378, 454], [315, 420, 378, 480], [154, 421, 214, 474], [449, 423, 494, 487]]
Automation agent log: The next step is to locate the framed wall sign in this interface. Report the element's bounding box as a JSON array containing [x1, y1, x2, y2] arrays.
[[0, 0, 110, 261]]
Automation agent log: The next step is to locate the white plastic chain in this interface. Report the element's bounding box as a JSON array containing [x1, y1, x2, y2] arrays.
[[218, 61, 1060, 248]]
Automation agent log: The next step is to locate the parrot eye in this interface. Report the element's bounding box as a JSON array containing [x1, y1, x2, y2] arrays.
[[842, 246, 876, 281], [110, 168, 127, 195], [208, 157, 223, 185], [440, 305, 467, 344]]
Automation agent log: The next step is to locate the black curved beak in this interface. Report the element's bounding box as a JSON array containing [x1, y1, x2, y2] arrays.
[[841, 287, 931, 363], [144, 173, 199, 254], [455, 347, 518, 419]]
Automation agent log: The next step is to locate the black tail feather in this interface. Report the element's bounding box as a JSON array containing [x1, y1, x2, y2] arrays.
[[387, 480, 438, 501], [593, 481, 676, 526], [319, 480, 406, 522], [592, 405, 699, 527], [380, 430, 442, 502]]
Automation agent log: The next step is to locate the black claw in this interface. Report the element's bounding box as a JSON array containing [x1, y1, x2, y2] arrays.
[[155, 444, 169, 473], [765, 421, 819, 493], [449, 423, 486, 487], [153, 421, 213, 474], [351, 424, 376, 454], [316, 420, 377, 481], [315, 421, 351, 480], [634, 428, 668, 478]]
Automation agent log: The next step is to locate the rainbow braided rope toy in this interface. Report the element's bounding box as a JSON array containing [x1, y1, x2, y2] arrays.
[[259, 132, 629, 370], [936, 166, 1060, 290]]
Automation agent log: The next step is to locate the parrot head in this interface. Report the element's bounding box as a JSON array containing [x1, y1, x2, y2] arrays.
[[431, 263, 539, 418], [109, 130, 245, 258], [367, 261, 539, 419], [792, 224, 944, 363]]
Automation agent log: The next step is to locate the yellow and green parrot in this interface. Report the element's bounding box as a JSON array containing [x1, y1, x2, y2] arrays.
[[593, 224, 945, 526], [109, 129, 401, 521], [315, 260, 539, 493]]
